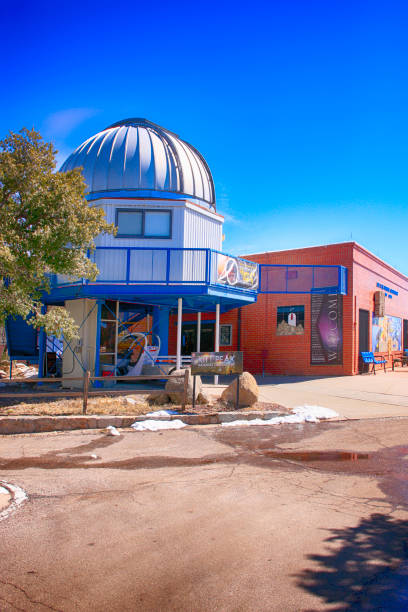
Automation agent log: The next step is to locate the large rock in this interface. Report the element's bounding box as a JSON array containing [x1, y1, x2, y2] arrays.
[[147, 391, 171, 406], [221, 371, 259, 408], [196, 391, 210, 405], [165, 369, 202, 404]]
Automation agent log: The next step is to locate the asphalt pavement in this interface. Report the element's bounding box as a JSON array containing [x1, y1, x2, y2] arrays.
[[1, 416, 408, 611]]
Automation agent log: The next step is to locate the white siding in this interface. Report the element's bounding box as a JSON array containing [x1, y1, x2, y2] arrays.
[[93, 249, 127, 281], [183, 207, 223, 250], [86, 198, 223, 284], [129, 249, 167, 282]]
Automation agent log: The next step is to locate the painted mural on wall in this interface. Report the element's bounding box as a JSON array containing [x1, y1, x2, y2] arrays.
[[311, 294, 343, 365], [372, 315, 401, 353], [217, 254, 258, 290]]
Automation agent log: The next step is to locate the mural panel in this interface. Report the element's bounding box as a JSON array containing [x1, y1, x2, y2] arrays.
[[372, 315, 401, 352]]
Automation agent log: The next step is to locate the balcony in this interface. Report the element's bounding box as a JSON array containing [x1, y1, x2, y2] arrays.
[[48, 247, 259, 305]]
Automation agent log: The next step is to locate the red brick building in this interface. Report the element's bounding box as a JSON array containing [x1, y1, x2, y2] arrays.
[[169, 242, 408, 376]]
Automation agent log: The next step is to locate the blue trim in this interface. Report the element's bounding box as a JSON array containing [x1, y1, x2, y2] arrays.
[[85, 189, 216, 211], [38, 329, 46, 379], [153, 306, 169, 356]]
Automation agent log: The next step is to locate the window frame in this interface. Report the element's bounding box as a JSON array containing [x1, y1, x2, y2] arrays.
[[115, 208, 173, 239], [219, 324, 233, 346]]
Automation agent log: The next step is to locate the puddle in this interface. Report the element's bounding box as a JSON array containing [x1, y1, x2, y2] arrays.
[[1, 422, 408, 506], [263, 450, 370, 462]]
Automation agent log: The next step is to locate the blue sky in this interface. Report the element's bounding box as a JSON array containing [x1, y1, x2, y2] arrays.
[[3, 0, 408, 272]]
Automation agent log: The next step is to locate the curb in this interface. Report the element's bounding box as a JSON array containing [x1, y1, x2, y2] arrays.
[[0, 411, 287, 435]]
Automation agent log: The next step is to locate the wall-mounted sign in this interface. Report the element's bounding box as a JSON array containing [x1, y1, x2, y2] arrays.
[[217, 254, 258, 290], [376, 282, 398, 298], [191, 351, 243, 375], [311, 294, 343, 365]]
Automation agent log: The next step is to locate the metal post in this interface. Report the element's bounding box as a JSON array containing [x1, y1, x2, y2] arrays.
[[181, 368, 190, 411], [83, 370, 90, 414], [38, 304, 47, 382], [214, 303, 220, 384], [176, 297, 182, 371], [38, 328, 46, 380], [236, 374, 240, 410], [192, 375, 196, 410], [197, 312, 201, 352], [114, 300, 119, 375]]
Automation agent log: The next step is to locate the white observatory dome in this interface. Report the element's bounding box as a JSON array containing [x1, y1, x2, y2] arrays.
[[60, 118, 215, 209]]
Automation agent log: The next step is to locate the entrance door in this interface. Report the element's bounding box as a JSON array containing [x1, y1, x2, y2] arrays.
[[403, 320, 408, 351], [359, 309, 369, 352], [181, 323, 215, 355], [359, 309, 370, 373]]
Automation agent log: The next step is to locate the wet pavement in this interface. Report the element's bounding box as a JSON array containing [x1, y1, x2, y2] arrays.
[[1, 418, 408, 610]]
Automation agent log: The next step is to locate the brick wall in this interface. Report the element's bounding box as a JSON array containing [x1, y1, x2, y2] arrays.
[[167, 242, 408, 377], [235, 243, 355, 375], [352, 244, 408, 372]]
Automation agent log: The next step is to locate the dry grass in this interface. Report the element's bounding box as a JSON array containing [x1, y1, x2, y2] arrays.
[[0, 394, 153, 416]]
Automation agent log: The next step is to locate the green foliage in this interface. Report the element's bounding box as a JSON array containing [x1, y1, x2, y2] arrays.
[[0, 128, 115, 340]]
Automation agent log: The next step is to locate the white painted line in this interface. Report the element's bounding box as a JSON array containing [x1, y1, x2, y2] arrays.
[[0, 481, 28, 522]]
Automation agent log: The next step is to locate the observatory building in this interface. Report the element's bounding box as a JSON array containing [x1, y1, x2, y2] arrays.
[[43, 118, 258, 382], [6, 118, 353, 381]]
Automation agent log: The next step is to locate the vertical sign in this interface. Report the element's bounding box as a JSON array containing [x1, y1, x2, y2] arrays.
[[311, 294, 343, 365]]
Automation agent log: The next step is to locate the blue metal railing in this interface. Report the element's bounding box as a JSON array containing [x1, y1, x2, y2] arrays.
[[258, 264, 347, 295], [50, 250, 347, 295], [50, 247, 259, 294]]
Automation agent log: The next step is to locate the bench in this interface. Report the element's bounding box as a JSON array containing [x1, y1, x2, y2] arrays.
[[360, 352, 387, 375], [392, 351, 408, 371]]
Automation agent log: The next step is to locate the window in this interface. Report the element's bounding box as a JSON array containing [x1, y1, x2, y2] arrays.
[[276, 305, 305, 336], [116, 209, 172, 238], [220, 324, 232, 346]]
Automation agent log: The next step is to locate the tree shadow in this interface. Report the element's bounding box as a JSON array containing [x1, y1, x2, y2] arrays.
[[296, 513, 408, 611]]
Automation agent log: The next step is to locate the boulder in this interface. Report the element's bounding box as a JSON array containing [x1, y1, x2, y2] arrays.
[[165, 369, 202, 404], [147, 391, 171, 406], [196, 391, 210, 405], [221, 371, 259, 408]]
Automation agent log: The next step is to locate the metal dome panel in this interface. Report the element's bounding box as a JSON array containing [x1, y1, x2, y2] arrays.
[[60, 118, 215, 209]]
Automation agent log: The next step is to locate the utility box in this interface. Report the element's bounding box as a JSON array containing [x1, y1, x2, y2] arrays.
[[374, 291, 385, 317]]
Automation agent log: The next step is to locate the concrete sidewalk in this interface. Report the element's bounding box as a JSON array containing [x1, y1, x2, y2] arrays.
[[1, 370, 407, 435], [254, 370, 408, 419]]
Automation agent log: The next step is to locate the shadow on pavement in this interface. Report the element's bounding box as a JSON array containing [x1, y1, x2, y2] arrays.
[[296, 512, 408, 611]]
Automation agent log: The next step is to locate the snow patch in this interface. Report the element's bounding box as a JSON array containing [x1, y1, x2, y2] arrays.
[[222, 405, 339, 427], [145, 410, 175, 417], [105, 426, 120, 436], [131, 419, 186, 431], [0, 481, 28, 522], [293, 405, 339, 420]]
